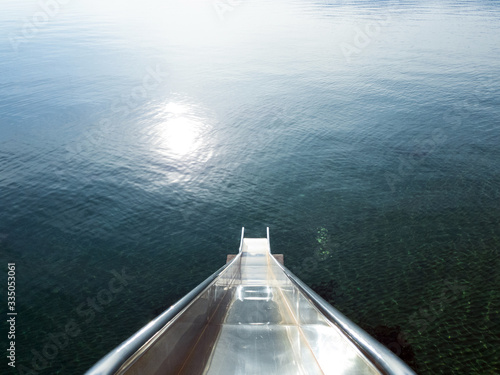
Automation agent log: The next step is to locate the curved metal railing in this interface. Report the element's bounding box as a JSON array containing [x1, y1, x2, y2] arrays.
[[85, 254, 242, 375], [270, 254, 415, 375]]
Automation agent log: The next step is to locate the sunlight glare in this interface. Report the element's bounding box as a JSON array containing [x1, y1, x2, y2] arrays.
[[161, 117, 201, 156]]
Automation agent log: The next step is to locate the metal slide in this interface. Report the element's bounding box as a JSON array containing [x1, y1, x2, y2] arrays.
[[86, 228, 415, 375]]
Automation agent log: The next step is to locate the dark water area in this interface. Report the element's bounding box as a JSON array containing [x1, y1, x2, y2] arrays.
[[1, 0, 499, 373]]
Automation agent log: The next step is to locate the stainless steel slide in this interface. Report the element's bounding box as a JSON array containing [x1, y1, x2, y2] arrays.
[[86, 228, 415, 375]]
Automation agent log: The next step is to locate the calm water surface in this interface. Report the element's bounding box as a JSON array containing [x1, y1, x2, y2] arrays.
[[1, 0, 499, 373]]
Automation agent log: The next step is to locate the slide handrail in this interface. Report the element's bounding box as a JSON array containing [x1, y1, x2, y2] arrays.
[[84, 254, 241, 375], [270, 255, 416, 375]]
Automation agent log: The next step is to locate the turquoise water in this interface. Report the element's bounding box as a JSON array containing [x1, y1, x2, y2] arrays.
[[1, 0, 499, 373]]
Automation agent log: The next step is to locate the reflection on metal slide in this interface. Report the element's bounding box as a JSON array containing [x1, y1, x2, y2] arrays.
[[86, 228, 416, 375]]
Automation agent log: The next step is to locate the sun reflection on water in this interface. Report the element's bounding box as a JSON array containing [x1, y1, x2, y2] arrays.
[[162, 117, 201, 156], [153, 100, 212, 162]]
